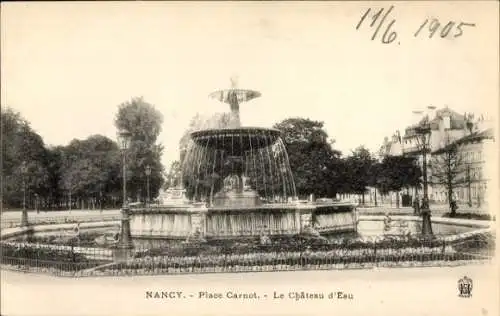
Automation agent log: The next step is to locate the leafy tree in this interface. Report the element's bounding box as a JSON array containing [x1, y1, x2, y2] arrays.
[[1, 107, 51, 209], [164, 160, 182, 189], [114, 97, 165, 202], [368, 155, 422, 206], [273, 118, 343, 198], [378, 156, 422, 193], [58, 136, 122, 209], [344, 146, 375, 204]]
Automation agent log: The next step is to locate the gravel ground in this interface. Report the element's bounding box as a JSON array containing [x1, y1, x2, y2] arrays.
[[1, 263, 498, 316]]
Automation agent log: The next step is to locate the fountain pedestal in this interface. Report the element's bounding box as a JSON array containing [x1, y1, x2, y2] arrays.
[[295, 204, 315, 233], [189, 203, 208, 237], [159, 186, 189, 205]]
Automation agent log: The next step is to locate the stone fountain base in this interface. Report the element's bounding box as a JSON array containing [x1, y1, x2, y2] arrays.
[[128, 202, 358, 240]]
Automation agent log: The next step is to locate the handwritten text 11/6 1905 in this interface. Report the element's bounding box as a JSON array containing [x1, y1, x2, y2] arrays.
[[355, 5, 476, 45]]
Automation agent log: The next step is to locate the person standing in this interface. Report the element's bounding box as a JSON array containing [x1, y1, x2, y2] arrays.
[[413, 195, 420, 215]]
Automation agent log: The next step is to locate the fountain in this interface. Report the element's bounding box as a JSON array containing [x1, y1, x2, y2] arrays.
[[128, 80, 358, 242]]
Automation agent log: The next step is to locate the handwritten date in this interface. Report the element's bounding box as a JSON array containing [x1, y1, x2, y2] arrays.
[[356, 6, 476, 44]]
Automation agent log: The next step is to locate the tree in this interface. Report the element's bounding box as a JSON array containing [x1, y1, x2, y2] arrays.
[[1, 107, 51, 209], [273, 118, 343, 198], [367, 160, 384, 206], [164, 160, 181, 189], [370, 155, 422, 207], [115, 97, 165, 202], [430, 135, 465, 216], [378, 156, 422, 193], [344, 146, 375, 204]]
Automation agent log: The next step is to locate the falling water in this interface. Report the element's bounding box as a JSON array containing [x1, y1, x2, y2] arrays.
[[182, 127, 297, 205]]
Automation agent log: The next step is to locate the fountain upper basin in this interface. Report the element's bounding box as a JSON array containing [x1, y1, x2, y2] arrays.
[[190, 127, 282, 152]]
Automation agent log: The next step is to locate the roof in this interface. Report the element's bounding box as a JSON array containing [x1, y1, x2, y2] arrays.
[[428, 108, 466, 130], [404, 107, 467, 137], [432, 128, 494, 154], [455, 128, 494, 145]]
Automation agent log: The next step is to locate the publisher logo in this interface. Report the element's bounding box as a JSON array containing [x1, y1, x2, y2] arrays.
[[458, 276, 473, 298]]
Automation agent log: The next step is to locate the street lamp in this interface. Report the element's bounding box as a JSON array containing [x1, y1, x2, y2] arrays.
[[35, 193, 39, 214], [20, 161, 29, 227], [413, 113, 433, 236], [145, 165, 152, 208], [116, 129, 133, 255]]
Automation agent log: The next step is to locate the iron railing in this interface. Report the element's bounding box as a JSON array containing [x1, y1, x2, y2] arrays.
[[1, 214, 121, 229], [0, 232, 494, 277]]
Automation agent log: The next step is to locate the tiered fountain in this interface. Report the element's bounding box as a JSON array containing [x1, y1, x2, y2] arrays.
[[128, 81, 358, 243]]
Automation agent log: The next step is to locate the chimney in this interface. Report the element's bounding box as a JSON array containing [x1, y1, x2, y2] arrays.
[[466, 115, 474, 134], [427, 105, 437, 125], [443, 115, 451, 130]]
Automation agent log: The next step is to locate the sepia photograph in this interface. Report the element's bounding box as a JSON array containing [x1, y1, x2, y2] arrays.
[[1, 1, 498, 316]]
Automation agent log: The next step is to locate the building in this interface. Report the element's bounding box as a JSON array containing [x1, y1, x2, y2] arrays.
[[402, 107, 470, 154], [379, 131, 403, 158], [431, 126, 494, 205], [378, 106, 494, 205]]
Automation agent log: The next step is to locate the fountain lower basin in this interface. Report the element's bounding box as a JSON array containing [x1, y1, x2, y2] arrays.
[[127, 202, 358, 240]]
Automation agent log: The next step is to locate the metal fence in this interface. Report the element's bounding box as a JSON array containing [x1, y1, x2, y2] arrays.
[[0, 232, 495, 277], [0, 242, 112, 276], [0, 214, 121, 229]]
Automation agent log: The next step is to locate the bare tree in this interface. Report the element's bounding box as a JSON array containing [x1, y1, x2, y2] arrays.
[[430, 135, 465, 216]]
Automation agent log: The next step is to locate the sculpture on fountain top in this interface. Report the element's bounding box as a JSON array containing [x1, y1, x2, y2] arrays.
[[223, 174, 243, 193], [209, 76, 261, 128], [159, 172, 189, 205]]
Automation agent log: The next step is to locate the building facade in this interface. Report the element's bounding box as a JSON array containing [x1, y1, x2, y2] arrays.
[[378, 106, 494, 205], [431, 128, 494, 205]]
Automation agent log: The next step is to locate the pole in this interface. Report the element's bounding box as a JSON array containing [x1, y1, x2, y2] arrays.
[[422, 149, 428, 204], [21, 174, 28, 227], [23, 178, 26, 211], [116, 146, 133, 262], [147, 173, 150, 208], [477, 174, 482, 207], [420, 132, 433, 236], [123, 152, 127, 208], [467, 165, 472, 206]]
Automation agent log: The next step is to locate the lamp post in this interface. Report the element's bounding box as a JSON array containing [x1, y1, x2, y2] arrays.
[[35, 193, 39, 214], [466, 164, 472, 207], [116, 130, 133, 257], [145, 165, 151, 208], [413, 112, 433, 237], [20, 162, 29, 227]]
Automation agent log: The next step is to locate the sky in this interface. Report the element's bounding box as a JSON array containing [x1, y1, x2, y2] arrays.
[[2, 2, 498, 169]]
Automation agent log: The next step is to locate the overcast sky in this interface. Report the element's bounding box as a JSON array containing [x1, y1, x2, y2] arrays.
[[2, 2, 498, 168]]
